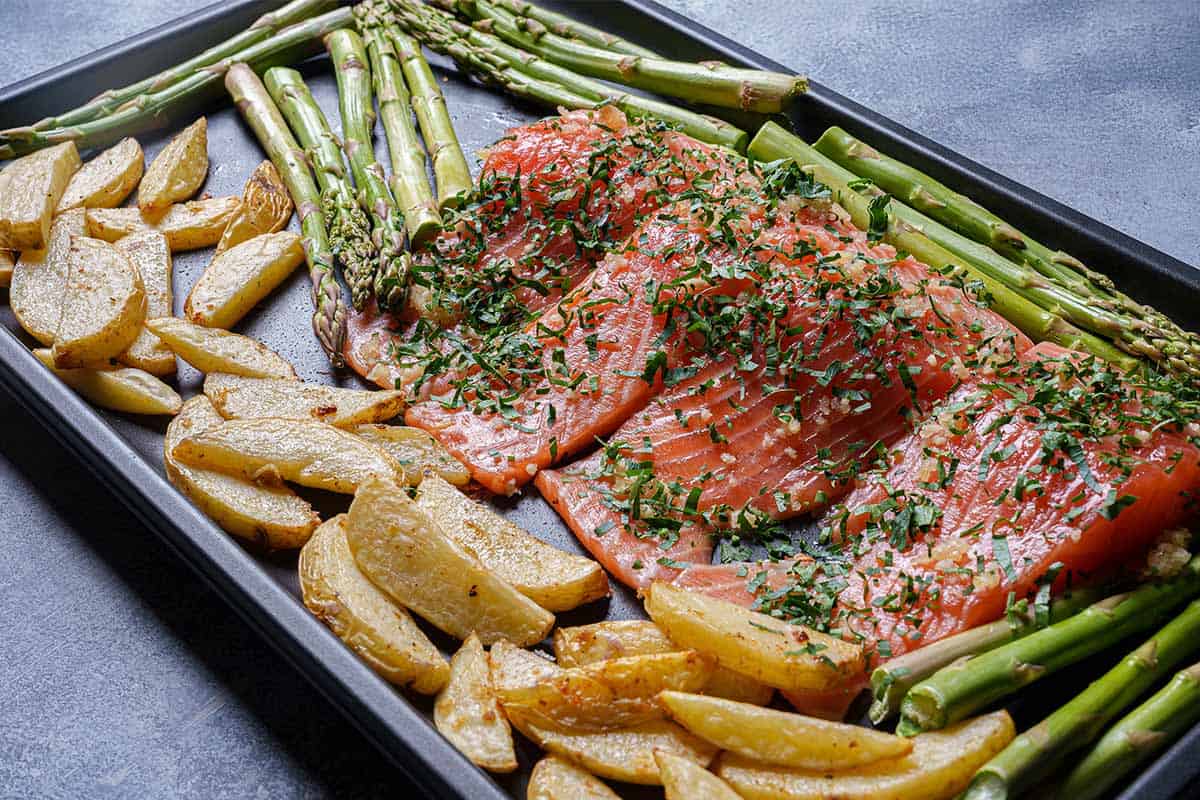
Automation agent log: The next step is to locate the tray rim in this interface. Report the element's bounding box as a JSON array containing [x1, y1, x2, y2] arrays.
[[0, 1, 1197, 799]]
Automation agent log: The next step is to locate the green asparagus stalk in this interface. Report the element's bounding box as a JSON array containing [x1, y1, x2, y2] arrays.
[[325, 29, 412, 312], [488, 0, 660, 58], [357, 8, 442, 245], [224, 63, 345, 367], [390, 0, 747, 151], [0, 8, 354, 159], [898, 554, 1200, 736], [1056, 660, 1200, 800], [964, 599, 1200, 800], [264, 67, 375, 314], [431, 0, 806, 113], [868, 587, 1102, 724]]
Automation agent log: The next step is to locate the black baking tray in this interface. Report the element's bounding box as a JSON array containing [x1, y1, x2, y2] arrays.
[[1, 2, 1197, 798]]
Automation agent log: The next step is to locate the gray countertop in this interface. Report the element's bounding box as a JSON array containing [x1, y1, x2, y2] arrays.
[[2, 1, 1197, 797]]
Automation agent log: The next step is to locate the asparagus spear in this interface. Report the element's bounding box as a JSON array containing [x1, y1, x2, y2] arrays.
[[390, 0, 747, 151], [224, 63, 345, 367], [898, 554, 1200, 736], [430, 0, 806, 113], [964, 599, 1200, 800], [488, 0, 660, 58], [1057, 660, 1200, 800], [264, 67, 375, 315], [0, 8, 354, 159], [325, 28, 411, 311]]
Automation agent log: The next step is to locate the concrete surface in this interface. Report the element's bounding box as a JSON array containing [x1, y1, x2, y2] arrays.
[[1, 1, 1197, 798]]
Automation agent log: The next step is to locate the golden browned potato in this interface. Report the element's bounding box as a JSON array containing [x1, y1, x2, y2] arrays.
[[10, 208, 86, 344], [183, 231, 304, 328], [166, 396, 318, 549], [0, 249, 13, 288], [554, 620, 774, 707], [86, 196, 240, 251], [33, 348, 181, 415], [146, 317, 297, 380], [655, 751, 743, 800], [52, 236, 146, 368], [434, 633, 516, 772], [300, 515, 448, 692], [56, 137, 144, 213], [353, 425, 469, 487], [216, 160, 293, 254], [527, 756, 621, 800], [203, 373, 405, 428], [172, 418, 404, 494], [0, 141, 80, 249], [139, 117, 207, 217], [716, 710, 1016, 800], [115, 232, 175, 375], [645, 581, 864, 693], [415, 475, 608, 612], [659, 691, 911, 769], [345, 477, 555, 646]]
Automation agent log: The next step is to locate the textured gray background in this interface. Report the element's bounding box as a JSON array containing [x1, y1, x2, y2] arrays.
[[1, 1, 1197, 798]]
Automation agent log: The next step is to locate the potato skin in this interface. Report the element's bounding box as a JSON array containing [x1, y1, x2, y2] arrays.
[[139, 117, 208, 217], [0, 249, 14, 288], [146, 316, 297, 380], [56, 137, 144, 213], [34, 348, 181, 415], [0, 141, 81, 249], [203, 373, 405, 429], [216, 160, 293, 254]]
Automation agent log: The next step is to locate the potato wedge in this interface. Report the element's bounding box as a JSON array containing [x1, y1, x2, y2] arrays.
[[434, 633, 516, 772], [52, 236, 146, 368], [353, 425, 469, 487], [139, 117, 207, 217], [56, 137, 143, 213], [216, 160, 293, 254], [554, 620, 775, 706], [527, 756, 620, 800], [716, 710, 1016, 800], [645, 581, 864, 693], [33, 348, 180, 415], [0, 249, 13, 288], [183, 231, 304, 328], [172, 418, 404, 494], [659, 691, 911, 769], [115, 232, 175, 375], [345, 477, 554, 646], [10, 209, 87, 344], [300, 515, 448, 693], [166, 396, 317, 549], [147, 317, 297, 379], [656, 751, 743, 800], [86, 196, 240, 251], [204, 373, 404, 428], [415, 474, 608, 612], [0, 141, 80, 249]]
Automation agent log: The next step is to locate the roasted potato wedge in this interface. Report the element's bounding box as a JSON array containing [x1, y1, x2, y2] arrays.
[[216, 160, 293, 253], [646, 581, 864, 693], [115, 232, 175, 375], [300, 515, 448, 692], [656, 751, 743, 800], [345, 477, 554, 646], [166, 396, 317, 548], [56, 137, 143, 213], [716, 710, 1016, 800], [52, 236, 146, 368], [0, 141, 80, 249], [554, 620, 775, 706], [527, 756, 620, 800], [172, 418, 404, 494], [34, 348, 181, 415], [434, 633, 517, 772], [147, 317, 297, 379], [86, 196, 240, 251], [415, 474, 608, 612], [204, 373, 404, 428], [139, 117, 207, 217], [659, 691, 911, 769], [183, 231, 304, 328], [10, 209, 86, 344], [353, 425, 469, 487], [0, 249, 14, 288]]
